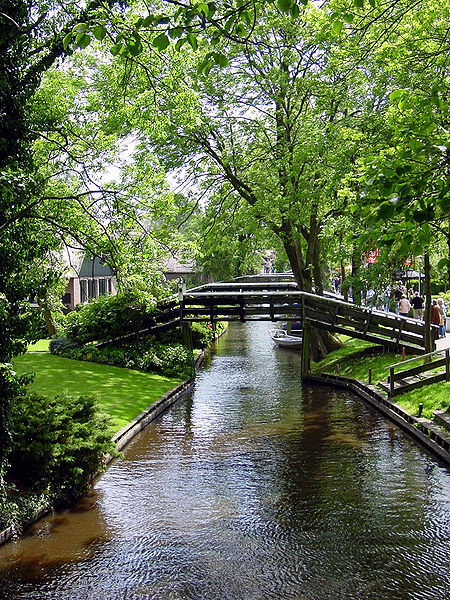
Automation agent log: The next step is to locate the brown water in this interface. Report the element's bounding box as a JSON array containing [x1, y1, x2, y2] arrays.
[[0, 322, 449, 600]]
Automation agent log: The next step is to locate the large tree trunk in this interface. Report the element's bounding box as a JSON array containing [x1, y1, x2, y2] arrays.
[[282, 225, 343, 361], [38, 296, 58, 336]]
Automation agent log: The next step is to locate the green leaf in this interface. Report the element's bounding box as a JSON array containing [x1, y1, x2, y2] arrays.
[[187, 33, 198, 51], [277, 0, 292, 13], [76, 33, 91, 49], [110, 43, 122, 56], [437, 258, 448, 270], [389, 89, 405, 101], [299, 0, 308, 5], [197, 3, 210, 17], [377, 201, 395, 219], [62, 33, 73, 50], [368, 0, 376, 6], [332, 21, 343, 35], [152, 33, 170, 51], [241, 10, 253, 26], [343, 13, 354, 23], [168, 27, 183, 39], [353, 0, 364, 7], [175, 38, 187, 51], [290, 3, 300, 18], [93, 26, 106, 41], [73, 23, 87, 34], [214, 53, 229, 67], [127, 41, 143, 56]]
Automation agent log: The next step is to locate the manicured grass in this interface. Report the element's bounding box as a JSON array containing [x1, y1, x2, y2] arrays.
[[310, 336, 402, 383], [27, 338, 51, 352], [394, 382, 450, 419], [14, 353, 183, 430], [311, 336, 450, 420]]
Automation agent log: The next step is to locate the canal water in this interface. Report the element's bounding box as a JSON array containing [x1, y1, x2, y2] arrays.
[[0, 322, 449, 600]]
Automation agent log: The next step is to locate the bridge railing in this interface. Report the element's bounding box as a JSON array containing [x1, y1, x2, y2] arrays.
[[180, 285, 430, 352]]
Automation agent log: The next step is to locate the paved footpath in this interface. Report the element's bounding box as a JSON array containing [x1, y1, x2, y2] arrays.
[[435, 335, 450, 352]]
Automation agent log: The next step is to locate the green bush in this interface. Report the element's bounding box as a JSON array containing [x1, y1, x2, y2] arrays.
[[64, 290, 157, 344], [49, 335, 80, 355], [8, 393, 116, 504], [50, 335, 195, 380], [190, 322, 215, 347]]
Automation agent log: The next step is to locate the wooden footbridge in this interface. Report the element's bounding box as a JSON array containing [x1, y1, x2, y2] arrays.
[[130, 278, 432, 356]]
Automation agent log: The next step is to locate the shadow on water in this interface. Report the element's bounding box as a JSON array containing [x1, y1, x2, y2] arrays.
[[0, 322, 449, 600]]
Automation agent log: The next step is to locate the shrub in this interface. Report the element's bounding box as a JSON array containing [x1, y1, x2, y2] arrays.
[[190, 322, 215, 347], [147, 343, 194, 379], [49, 335, 80, 355], [49, 334, 194, 380], [9, 393, 116, 504], [64, 290, 157, 345]]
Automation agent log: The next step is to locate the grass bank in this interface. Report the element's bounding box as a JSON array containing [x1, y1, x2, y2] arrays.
[[310, 337, 450, 419], [14, 352, 183, 430]]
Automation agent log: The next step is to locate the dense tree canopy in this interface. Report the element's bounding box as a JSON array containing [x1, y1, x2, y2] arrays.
[[1, 0, 449, 472]]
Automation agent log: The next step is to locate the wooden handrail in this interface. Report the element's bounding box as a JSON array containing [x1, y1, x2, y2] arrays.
[[386, 346, 443, 369]]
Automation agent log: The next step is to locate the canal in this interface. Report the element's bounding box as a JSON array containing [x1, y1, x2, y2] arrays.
[[0, 322, 449, 599]]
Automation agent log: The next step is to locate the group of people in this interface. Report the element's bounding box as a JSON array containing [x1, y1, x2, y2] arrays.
[[366, 285, 447, 338], [431, 298, 448, 338]]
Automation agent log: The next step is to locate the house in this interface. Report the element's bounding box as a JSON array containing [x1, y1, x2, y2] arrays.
[[62, 249, 117, 311], [160, 255, 196, 282]]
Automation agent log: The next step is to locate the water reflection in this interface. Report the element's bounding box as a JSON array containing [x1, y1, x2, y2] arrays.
[[0, 322, 449, 600]]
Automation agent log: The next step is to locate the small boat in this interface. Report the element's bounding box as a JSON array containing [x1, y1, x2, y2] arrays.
[[269, 328, 302, 348]]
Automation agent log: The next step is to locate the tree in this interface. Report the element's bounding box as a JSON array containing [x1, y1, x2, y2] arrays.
[[108, 4, 369, 356]]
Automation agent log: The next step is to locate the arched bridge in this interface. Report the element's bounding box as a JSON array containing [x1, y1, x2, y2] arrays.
[[143, 278, 431, 354]]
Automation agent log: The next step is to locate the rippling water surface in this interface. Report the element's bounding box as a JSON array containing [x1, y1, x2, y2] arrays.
[[0, 322, 449, 600]]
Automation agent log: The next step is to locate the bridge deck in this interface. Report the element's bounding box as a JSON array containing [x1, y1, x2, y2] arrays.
[[179, 283, 431, 353], [100, 280, 432, 353]]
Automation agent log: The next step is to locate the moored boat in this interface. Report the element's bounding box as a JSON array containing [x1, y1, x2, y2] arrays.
[[269, 328, 302, 348]]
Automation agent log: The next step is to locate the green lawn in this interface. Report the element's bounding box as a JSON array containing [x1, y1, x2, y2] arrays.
[[14, 352, 183, 430], [27, 338, 51, 352]]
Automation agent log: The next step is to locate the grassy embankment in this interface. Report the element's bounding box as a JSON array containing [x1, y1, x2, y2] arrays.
[[310, 336, 450, 420], [15, 340, 183, 430]]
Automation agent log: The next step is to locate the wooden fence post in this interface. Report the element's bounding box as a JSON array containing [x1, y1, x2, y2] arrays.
[[182, 323, 193, 353], [389, 366, 395, 397], [301, 320, 311, 380], [446, 349, 450, 381]]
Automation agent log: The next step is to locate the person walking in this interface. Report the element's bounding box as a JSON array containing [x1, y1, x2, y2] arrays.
[[410, 291, 425, 320], [392, 286, 402, 314], [398, 294, 411, 317], [431, 299, 442, 341], [438, 298, 447, 338]]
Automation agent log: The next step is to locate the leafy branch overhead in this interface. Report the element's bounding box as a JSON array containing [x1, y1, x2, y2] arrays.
[[61, 0, 379, 60]]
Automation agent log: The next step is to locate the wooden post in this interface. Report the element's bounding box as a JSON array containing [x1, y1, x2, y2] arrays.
[[300, 320, 311, 379], [389, 366, 395, 397], [182, 323, 193, 353], [446, 349, 450, 381]]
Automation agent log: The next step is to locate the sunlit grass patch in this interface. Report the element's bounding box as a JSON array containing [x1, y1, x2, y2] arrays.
[[13, 353, 183, 430], [27, 338, 51, 352]]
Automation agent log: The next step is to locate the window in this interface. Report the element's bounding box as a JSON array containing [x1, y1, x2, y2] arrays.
[[88, 279, 96, 299], [80, 280, 88, 303], [99, 278, 106, 296]]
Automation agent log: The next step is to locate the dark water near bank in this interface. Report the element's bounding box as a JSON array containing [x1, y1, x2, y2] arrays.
[[0, 322, 449, 600]]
